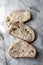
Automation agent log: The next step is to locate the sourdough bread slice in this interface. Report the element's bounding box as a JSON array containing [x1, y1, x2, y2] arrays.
[[6, 10, 31, 27], [8, 40, 36, 58], [8, 22, 35, 42]]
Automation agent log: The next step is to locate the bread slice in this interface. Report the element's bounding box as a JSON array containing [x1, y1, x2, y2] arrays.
[[6, 10, 31, 27], [8, 40, 36, 58], [8, 22, 35, 42]]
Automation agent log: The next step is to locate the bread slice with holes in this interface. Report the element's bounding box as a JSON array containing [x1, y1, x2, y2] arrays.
[[6, 10, 31, 27], [8, 40, 36, 58], [8, 22, 35, 42]]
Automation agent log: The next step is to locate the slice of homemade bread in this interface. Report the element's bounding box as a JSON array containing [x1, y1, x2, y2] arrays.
[[6, 10, 31, 27], [8, 22, 35, 42], [8, 40, 36, 58]]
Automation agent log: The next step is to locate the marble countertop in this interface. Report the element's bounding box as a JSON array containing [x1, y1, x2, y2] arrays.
[[0, 0, 43, 65]]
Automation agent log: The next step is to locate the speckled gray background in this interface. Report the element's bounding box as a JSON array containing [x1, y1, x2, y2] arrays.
[[0, 0, 43, 65]]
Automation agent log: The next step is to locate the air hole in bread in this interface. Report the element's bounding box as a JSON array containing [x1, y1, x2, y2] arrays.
[[7, 17, 10, 22], [27, 31, 29, 33], [31, 50, 34, 53], [14, 51, 16, 52], [13, 51, 17, 54], [16, 22, 20, 28], [25, 29, 27, 31], [29, 52, 31, 53], [12, 28, 17, 31], [25, 29, 29, 33], [22, 50, 24, 52]]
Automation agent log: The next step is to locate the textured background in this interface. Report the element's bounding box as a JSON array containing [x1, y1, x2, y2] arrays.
[[0, 0, 43, 65]]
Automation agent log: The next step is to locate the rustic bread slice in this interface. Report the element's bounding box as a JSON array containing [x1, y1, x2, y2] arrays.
[[8, 22, 35, 42], [8, 40, 36, 58], [6, 10, 31, 27]]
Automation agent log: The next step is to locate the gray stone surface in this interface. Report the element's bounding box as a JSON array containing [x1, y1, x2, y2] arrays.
[[0, 0, 43, 65]]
